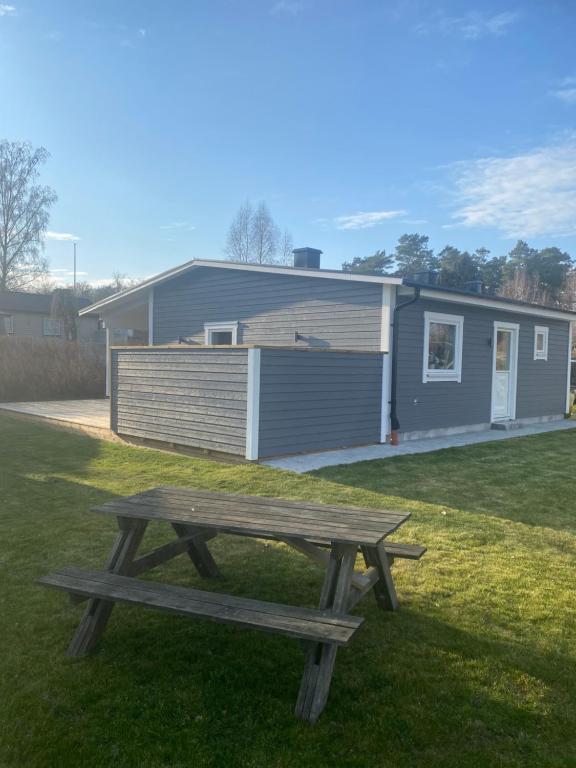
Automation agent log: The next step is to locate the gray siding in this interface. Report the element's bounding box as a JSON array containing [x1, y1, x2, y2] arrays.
[[111, 347, 248, 455], [396, 297, 570, 433], [153, 267, 382, 351], [258, 348, 383, 457]]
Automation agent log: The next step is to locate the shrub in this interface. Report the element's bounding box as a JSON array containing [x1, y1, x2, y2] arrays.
[[0, 337, 105, 402]]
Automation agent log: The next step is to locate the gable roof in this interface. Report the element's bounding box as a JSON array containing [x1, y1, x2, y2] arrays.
[[78, 257, 576, 321], [79, 258, 403, 315], [0, 291, 94, 315]]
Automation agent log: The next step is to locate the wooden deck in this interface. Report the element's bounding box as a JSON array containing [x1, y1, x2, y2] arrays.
[[0, 399, 110, 430]]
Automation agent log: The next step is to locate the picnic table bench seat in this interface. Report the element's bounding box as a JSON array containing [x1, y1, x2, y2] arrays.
[[39, 567, 363, 646]]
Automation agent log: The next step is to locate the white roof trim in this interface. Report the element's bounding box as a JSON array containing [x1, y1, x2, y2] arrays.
[[414, 287, 576, 321], [79, 259, 403, 316]]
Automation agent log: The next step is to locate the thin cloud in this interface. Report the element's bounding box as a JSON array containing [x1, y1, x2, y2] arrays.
[[552, 76, 576, 105], [333, 210, 406, 230], [417, 10, 519, 40], [45, 231, 81, 242], [449, 136, 576, 238], [0, 4, 15, 16], [270, 1, 302, 16], [159, 221, 196, 231]]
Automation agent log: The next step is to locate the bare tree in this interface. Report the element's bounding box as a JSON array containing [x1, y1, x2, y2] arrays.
[[250, 202, 280, 264], [225, 201, 291, 265], [280, 229, 294, 265], [51, 288, 79, 341], [499, 269, 552, 306], [225, 201, 253, 262], [0, 140, 57, 291]]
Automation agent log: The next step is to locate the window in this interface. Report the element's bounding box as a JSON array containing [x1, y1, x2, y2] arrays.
[[2, 315, 14, 334], [534, 326, 549, 360], [423, 311, 464, 383], [43, 317, 62, 336], [204, 321, 238, 346]]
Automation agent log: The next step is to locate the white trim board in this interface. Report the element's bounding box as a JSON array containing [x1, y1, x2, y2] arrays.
[[567, 323, 574, 414], [413, 287, 576, 322], [245, 348, 261, 460], [148, 288, 154, 345], [379, 285, 395, 442]]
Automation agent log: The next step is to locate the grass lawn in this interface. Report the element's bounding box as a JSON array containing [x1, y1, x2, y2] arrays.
[[1, 413, 575, 768]]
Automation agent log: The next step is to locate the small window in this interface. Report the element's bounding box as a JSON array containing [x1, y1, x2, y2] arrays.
[[2, 315, 14, 334], [43, 317, 62, 336], [423, 311, 464, 383], [204, 321, 238, 346], [534, 326, 549, 360]]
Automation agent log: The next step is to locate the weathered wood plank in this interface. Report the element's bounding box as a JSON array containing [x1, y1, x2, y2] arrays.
[[66, 519, 147, 657], [172, 523, 220, 578], [39, 568, 363, 645], [93, 499, 397, 546], [361, 542, 399, 612]]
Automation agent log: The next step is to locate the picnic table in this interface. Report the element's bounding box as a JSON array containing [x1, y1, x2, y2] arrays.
[[39, 486, 425, 723]]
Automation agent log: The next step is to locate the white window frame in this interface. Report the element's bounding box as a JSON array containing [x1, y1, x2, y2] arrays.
[[43, 317, 62, 337], [534, 325, 549, 361], [2, 315, 14, 334], [204, 321, 238, 346], [422, 311, 464, 383]]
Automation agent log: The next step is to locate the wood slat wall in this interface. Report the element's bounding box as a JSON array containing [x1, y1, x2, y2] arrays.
[[258, 348, 383, 457], [111, 348, 249, 455]]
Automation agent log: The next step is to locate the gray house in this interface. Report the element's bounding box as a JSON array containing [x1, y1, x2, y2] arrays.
[[80, 248, 574, 460], [0, 291, 102, 342]]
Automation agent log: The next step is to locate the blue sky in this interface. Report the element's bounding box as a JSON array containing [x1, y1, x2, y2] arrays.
[[1, 0, 576, 285]]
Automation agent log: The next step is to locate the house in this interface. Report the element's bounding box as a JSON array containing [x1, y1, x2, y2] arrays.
[[0, 291, 102, 342], [80, 248, 574, 460]]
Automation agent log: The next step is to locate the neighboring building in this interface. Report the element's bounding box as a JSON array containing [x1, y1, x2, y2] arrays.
[[0, 291, 103, 342], [80, 249, 575, 459]]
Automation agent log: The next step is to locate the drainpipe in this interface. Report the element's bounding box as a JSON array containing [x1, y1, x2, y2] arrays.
[[389, 285, 421, 446]]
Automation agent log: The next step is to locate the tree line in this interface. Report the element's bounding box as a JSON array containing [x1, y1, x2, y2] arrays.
[[342, 234, 575, 308]]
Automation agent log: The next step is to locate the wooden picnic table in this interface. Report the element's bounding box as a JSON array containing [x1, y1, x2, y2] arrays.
[[39, 486, 425, 723]]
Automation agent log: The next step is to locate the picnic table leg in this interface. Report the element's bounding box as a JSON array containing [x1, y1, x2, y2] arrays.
[[171, 523, 220, 578], [361, 542, 399, 612], [295, 542, 357, 724], [67, 517, 148, 657]]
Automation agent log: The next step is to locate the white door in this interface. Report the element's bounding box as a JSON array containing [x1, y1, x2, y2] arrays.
[[491, 323, 519, 421]]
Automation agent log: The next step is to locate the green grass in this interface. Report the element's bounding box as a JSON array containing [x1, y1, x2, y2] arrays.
[[1, 413, 575, 768]]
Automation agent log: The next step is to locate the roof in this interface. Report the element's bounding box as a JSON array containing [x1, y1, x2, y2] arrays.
[[79, 258, 403, 315], [0, 291, 94, 315], [402, 280, 576, 320], [78, 256, 576, 322]]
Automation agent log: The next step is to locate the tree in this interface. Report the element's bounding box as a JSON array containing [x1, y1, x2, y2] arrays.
[[394, 233, 438, 276], [224, 201, 253, 262], [280, 229, 294, 265], [250, 202, 280, 264], [476, 250, 507, 296], [437, 246, 478, 288], [342, 250, 395, 275], [51, 288, 79, 341], [0, 140, 57, 291], [503, 240, 572, 302]]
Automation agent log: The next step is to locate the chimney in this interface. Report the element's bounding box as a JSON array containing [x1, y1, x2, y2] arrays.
[[293, 247, 322, 270], [464, 279, 483, 294], [408, 270, 438, 286]]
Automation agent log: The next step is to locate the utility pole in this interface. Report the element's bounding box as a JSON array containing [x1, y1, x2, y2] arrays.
[[73, 241, 77, 294]]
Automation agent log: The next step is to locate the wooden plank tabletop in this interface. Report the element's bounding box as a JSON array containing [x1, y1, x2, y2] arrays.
[[92, 486, 410, 545]]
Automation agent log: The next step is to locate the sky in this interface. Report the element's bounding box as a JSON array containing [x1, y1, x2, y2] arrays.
[[1, 0, 576, 286]]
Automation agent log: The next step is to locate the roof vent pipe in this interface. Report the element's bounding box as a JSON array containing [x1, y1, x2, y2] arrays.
[[293, 247, 322, 269], [464, 280, 483, 294], [408, 270, 438, 286]]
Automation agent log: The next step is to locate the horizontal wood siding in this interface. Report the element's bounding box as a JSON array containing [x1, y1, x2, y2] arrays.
[[153, 267, 382, 351], [111, 348, 248, 455], [258, 349, 382, 457], [396, 297, 570, 432]]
